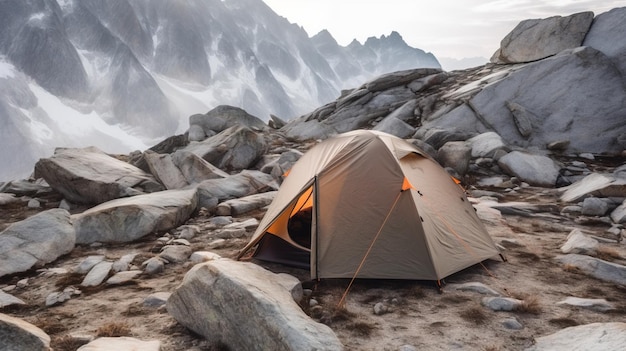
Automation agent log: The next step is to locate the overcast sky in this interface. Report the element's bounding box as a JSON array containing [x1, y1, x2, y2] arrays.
[[263, 0, 624, 60]]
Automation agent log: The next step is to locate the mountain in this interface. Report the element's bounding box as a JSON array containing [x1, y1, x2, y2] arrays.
[[0, 0, 440, 182]]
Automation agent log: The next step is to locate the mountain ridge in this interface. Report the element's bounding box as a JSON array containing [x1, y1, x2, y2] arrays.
[[0, 0, 440, 182]]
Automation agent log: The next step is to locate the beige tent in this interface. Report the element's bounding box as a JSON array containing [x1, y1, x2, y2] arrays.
[[238, 130, 500, 281]]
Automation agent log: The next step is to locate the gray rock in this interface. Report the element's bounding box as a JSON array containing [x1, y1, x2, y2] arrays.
[[556, 296, 615, 312], [81, 261, 113, 287], [556, 254, 626, 285], [224, 218, 260, 231], [112, 253, 137, 273], [106, 270, 142, 285], [178, 225, 200, 240], [581, 197, 610, 216], [492, 11, 594, 63], [189, 105, 266, 136], [76, 336, 161, 351], [34, 146, 163, 205], [0, 313, 50, 351], [502, 317, 524, 330], [611, 200, 626, 224], [73, 188, 198, 244], [197, 170, 278, 211], [27, 198, 41, 208], [187, 124, 206, 142], [45, 287, 80, 306], [182, 125, 268, 172], [373, 116, 415, 138], [75, 255, 106, 274], [143, 151, 188, 190], [560, 173, 626, 202], [0, 290, 25, 308], [481, 297, 522, 311], [215, 191, 276, 216], [142, 257, 165, 275], [450, 282, 501, 296], [0, 209, 75, 278], [167, 260, 343, 351], [259, 149, 303, 178], [373, 302, 389, 315], [0, 193, 17, 205], [365, 68, 441, 92], [560, 229, 598, 255], [505, 101, 535, 138], [467, 132, 506, 158], [143, 292, 171, 308], [171, 150, 229, 185], [498, 151, 560, 187], [525, 322, 626, 351], [159, 245, 192, 263], [437, 141, 471, 176], [583, 7, 626, 75]]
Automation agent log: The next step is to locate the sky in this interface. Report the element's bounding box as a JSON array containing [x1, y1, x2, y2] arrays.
[[263, 0, 626, 60]]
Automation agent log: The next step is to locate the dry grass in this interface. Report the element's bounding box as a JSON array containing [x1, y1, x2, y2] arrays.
[[346, 321, 376, 336], [54, 273, 84, 288], [33, 317, 68, 335], [441, 294, 472, 304], [483, 346, 501, 351], [96, 322, 132, 337], [459, 306, 488, 325], [51, 335, 89, 351], [596, 246, 622, 261], [516, 295, 542, 314], [563, 264, 581, 273]]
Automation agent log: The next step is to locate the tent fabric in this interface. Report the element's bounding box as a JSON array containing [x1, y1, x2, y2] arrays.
[[238, 130, 500, 281]]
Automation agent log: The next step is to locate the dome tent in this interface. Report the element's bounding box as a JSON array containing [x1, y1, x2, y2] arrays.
[[237, 130, 500, 281]]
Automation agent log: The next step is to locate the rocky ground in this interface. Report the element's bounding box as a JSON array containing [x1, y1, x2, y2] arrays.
[[1, 153, 624, 351]]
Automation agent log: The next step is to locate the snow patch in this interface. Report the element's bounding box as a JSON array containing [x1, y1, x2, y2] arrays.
[[30, 83, 148, 151], [0, 58, 16, 79]]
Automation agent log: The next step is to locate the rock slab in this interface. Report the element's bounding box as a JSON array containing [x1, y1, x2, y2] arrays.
[[525, 322, 626, 351], [0, 313, 51, 351], [167, 259, 343, 351]]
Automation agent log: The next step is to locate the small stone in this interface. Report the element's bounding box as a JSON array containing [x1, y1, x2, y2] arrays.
[[556, 296, 615, 312], [561, 228, 598, 254], [58, 199, 72, 210], [581, 197, 610, 216], [81, 261, 113, 287], [481, 297, 522, 311], [143, 292, 171, 308], [75, 255, 106, 274], [160, 245, 192, 263], [112, 253, 137, 273], [106, 270, 142, 285], [209, 216, 233, 226], [142, 257, 165, 275], [502, 317, 524, 330], [207, 239, 227, 249], [309, 299, 319, 307], [547, 140, 570, 150], [178, 225, 200, 240], [579, 153, 595, 160], [0, 290, 26, 308], [451, 282, 501, 296], [27, 199, 41, 208], [374, 302, 388, 315], [16, 278, 29, 288]]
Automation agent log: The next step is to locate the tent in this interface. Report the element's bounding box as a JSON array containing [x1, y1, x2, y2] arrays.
[[237, 130, 500, 281]]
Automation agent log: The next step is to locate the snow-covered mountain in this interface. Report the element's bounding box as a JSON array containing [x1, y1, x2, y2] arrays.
[[0, 0, 440, 181]]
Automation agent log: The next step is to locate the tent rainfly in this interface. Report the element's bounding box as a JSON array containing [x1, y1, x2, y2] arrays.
[[237, 130, 500, 281]]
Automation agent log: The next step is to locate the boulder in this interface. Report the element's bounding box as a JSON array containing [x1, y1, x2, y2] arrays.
[[437, 141, 471, 176], [560, 229, 598, 255], [73, 189, 198, 244], [581, 197, 610, 216], [171, 150, 229, 184], [215, 191, 276, 216], [610, 199, 626, 224], [481, 297, 522, 311], [143, 151, 188, 190], [0, 209, 75, 278], [583, 7, 626, 76], [466, 132, 506, 158], [77, 337, 161, 351], [556, 254, 626, 285], [498, 151, 560, 187], [167, 260, 343, 351], [560, 173, 626, 202], [525, 322, 626, 351], [189, 105, 266, 138], [0, 313, 50, 351], [491, 11, 594, 64], [81, 261, 113, 287], [433, 46, 626, 155], [182, 125, 268, 171], [556, 297, 615, 312], [0, 290, 25, 308], [34, 147, 163, 205], [197, 170, 278, 211], [259, 149, 303, 179]]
